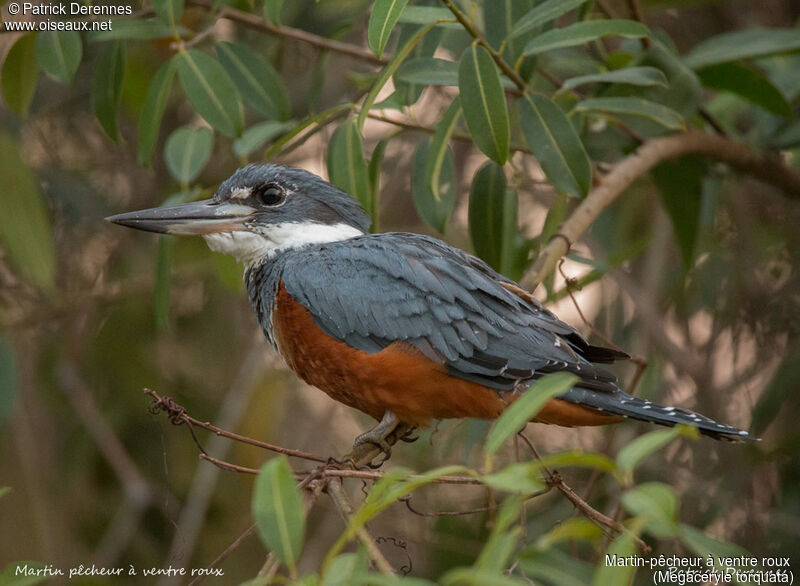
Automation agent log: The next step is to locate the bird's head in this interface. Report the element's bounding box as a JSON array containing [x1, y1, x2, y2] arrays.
[[107, 164, 370, 267]]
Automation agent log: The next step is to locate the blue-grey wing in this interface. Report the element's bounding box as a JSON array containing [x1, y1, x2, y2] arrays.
[[281, 233, 623, 392]]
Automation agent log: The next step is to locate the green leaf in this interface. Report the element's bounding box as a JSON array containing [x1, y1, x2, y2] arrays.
[[697, 62, 793, 118], [476, 497, 523, 572], [368, 0, 409, 59], [426, 97, 462, 201], [482, 462, 545, 494], [0, 336, 18, 430], [574, 97, 685, 131], [327, 121, 372, 217], [398, 6, 460, 29], [234, 120, 293, 158], [89, 19, 184, 41], [395, 57, 459, 86], [616, 427, 683, 479], [2, 35, 38, 119], [561, 66, 667, 92], [323, 552, 369, 586], [508, 0, 587, 42], [176, 49, 243, 137], [534, 517, 604, 549], [651, 156, 706, 269], [591, 531, 638, 586], [138, 59, 177, 167], [92, 41, 126, 142], [519, 94, 591, 198], [641, 41, 703, 119], [35, 30, 82, 85], [412, 139, 456, 233], [164, 126, 213, 185], [519, 549, 593, 586], [469, 162, 517, 275], [535, 450, 618, 474], [357, 21, 439, 132], [393, 26, 444, 106], [252, 456, 305, 571], [621, 482, 679, 539], [523, 20, 649, 56], [0, 131, 55, 292], [441, 569, 530, 586], [0, 561, 50, 586], [215, 41, 290, 120], [458, 44, 510, 165], [368, 137, 389, 230], [684, 27, 800, 69], [486, 373, 578, 454], [484, 0, 535, 62], [263, 0, 283, 25], [680, 524, 750, 565], [152, 0, 184, 29]]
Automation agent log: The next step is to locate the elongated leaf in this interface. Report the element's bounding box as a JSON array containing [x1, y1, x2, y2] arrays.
[[426, 97, 462, 201], [0, 336, 18, 430], [138, 59, 177, 166], [641, 41, 703, 119], [92, 41, 126, 141], [484, 0, 534, 62], [89, 19, 184, 41], [152, 0, 184, 29], [482, 462, 545, 494], [519, 95, 591, 198], [263, 0, 283, 24], [562, 66, 667, 91], [35, 30, 82, 85], [368, 137, 389, 230], [575, 97, 684, 130], [697, 62, 793, 118], [652, 156, 706, 269], [476, 497, 524, 572], [215, 41, 289, 120], [680, 524, 750, 563], [393, 25, 444, 106], [685, 27, 800, 69], [398, 6, 460, 29], [324, 552, 369, 586], [591, 531, 638, 586], [327, 121, 371, 216], [164, 126, 213, 184], [469, 162, 517, 275], [368, 0, 409, 59], [441, 568, 531, 586], [616, 427, 682, 478], [357, 21, 438, 132], [176, 49, 243, 137], [486, 373, 578, 454], [2, 35, 38, 119], [412, 139, 455, 233], [535, 517, 604, 549], [395, 57, 459, 86], [252, 456, 305, 571], [458, 44, 509, 165], [621, 482, 679, 538], [509, 0, 587, 41], [234, 120, 292, 158], [0, 131, 55, 292], [523, 20, 649, 56], [519, 549, 594, 586]]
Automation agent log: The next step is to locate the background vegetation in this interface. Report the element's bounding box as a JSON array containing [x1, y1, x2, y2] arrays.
[[1, 0, 799, 584]]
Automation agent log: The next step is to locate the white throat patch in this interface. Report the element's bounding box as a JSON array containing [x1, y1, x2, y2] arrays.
[[202, 222, 364, 268]]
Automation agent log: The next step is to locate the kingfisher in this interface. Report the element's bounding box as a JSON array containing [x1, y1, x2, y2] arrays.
[[108, 164, 755, 458]]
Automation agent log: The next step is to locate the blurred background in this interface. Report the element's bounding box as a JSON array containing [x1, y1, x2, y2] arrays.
[[0, 0, 799, 583]]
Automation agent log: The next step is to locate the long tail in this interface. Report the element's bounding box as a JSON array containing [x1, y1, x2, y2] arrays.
[[559, 387, 759, 442]]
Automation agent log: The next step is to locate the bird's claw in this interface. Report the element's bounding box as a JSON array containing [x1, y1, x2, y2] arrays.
[[399, 427, 419, 443]]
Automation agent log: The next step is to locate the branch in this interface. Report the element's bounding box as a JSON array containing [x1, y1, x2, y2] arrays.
[[440, 0, 528, 91], [521, 129, 800, 289], [188, 0, 387, 65]]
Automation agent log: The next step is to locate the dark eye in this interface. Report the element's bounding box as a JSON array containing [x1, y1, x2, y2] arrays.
[[253, 183, 285, 206]]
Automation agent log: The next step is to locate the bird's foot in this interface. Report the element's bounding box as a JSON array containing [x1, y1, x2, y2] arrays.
[[343, 411, 401, 468], [399, 426, 420, 443]]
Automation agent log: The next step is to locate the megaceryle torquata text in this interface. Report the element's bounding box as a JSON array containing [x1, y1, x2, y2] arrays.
[[108, 164, 755, 456]]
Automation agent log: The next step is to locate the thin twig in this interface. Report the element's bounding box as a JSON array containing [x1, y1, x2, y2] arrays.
[[186, 525, 257, 586], [145, 388, 329, 463], [522, 129, 800, 289], [189, 0, 387, 65]]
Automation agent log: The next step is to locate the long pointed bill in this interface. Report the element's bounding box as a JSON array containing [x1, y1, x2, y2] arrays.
[[105, 199, 255, 235]]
